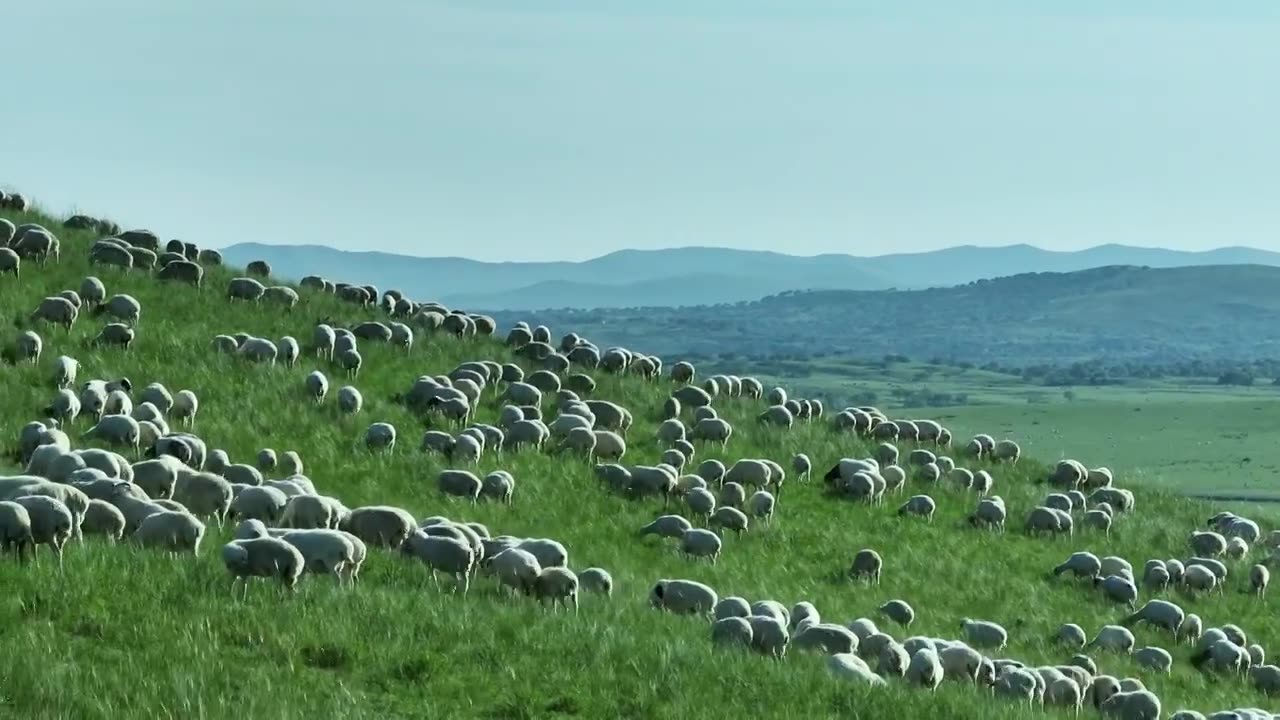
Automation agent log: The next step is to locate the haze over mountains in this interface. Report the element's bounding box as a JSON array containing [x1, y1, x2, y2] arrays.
[[219, 242, 1280, 311]]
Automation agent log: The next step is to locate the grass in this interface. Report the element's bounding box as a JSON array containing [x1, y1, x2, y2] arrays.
[[0, 206, 1277, 719]]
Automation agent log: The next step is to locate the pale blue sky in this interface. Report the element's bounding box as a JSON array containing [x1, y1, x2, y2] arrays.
[[4, 1, 1278, 261]]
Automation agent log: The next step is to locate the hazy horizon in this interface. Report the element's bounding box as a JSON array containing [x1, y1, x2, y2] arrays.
[[5, 1, 1278, 262]]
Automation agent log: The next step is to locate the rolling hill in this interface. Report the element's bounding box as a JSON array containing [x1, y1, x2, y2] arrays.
[[0, 201, 1275, 718], [487, 264, 1280, 366], [219, 240, 1280, 310]]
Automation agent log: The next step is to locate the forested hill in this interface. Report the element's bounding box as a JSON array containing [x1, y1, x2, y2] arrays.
[[488, 264, 1280, 366]]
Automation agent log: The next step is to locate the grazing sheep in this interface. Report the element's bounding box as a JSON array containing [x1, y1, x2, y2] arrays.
[[1250, 563, 1270, 596], [1098, 690, 1161, 720], [226, 277, 266, 302], [10, 495, 74, 567], [649, 578, 718, 615], [1088, 625, 1136, 654], [533, 567, 580, 613], [906, 648, 944, 690], [961, 618, 1009, 650], [222, 537, 306, 598], [1056, 623, 1087, 648], [679, 528, 723, 563], [0, 247, 19, 278], [1134, 646, 1173, 673], [365, 422, 396, 453], [897, 494, 936, 521], [30, 296, 78, 331], [0, 501, 34, 562], [578, 567, 613, 597], [81, 499, 126, 542], [399, 531, 476, 594], [850, 549, 883, 583], [130, 510, 206, 555], [879, 599, 914, 628], [93, 294, 141, 326], [1122, 599, 1185, 635]]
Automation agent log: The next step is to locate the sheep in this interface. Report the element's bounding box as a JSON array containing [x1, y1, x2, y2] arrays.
[[1182, 564, 1218, 594], [969, 497, 1007, 531], [365, 422, 396, 452], [482, 547, 542, 596], [1096, 574, 1139, 608], [533, 567, 580, 613], [222, 536, 306, 598], [1134, 646, 1173, 673], [80, 499, 126, 542], [30, 296, 78, 331], [709, 506, 748, 536], [897, 494, 936, 521], [437, 470, 482, 502], [0, 498, 38, 563], [1122, 599, 1185, 635], [793, 623, 859, 655], [227, 277, 266, 302], [906, 648, 944, 690], [1055, 623, 1088, 648], [398, 531, 475, 594], [1088, 625, 1136, 654], [748, 490, 775, 525], [229, 485, 288, 523], [681, 417, 733, 450], [1249, 665, 1280, 695], [1190, 530, 1228, 557], [939, 644, 994, 686], [130, 510, 206, 555], [172, 471, 233, 527], [83, 415, 141, 451], [679, 528, 722, 563], [578, 567, 613, 597], [1099, 690, 1161, 720], [746, 615, 790, 658], [649, 578, 717, 615], [1249, 563, 1270, 596], [711, 617, 754, 650], [638, 514, 692, 540], [0, 247, 18, 278], [849, 548, 883, 583], [333, 385, 362, 415], [879, 599, 914, 628], [961, 618, 1009, 650], [1025, 506, 1071, 537], [93, 293, 141, 326]]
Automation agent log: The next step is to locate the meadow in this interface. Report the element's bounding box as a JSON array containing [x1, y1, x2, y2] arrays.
[[0, 206, 1276, 719]]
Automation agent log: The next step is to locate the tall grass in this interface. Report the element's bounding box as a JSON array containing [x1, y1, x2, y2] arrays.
[[0, 207, 1274, 719]]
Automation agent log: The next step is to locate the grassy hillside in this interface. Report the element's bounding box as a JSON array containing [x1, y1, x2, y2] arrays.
[[493, 264, 1280, 365], [2, 206, 1277, 719], [220, 240, 1280, 311]]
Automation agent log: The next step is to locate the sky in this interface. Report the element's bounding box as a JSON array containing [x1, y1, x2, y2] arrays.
[[4, 1, 1278, 262]]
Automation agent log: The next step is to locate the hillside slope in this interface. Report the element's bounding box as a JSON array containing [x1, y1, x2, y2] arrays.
[[491, 264, 1280, 365], [221, 240, 1280, 310], [1, 206, 1275, 719]]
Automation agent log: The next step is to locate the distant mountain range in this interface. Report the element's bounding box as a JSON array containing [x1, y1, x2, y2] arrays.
[[484, 264, 1280, 366], [218, 242, 1280, 311]]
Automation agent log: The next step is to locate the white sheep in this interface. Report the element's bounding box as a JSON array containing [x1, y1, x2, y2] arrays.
[[1099, 690, 1161, 720], [960, 618, 1009, 650], [709, 506, 749, 536], [229, 485, 288, 523], [483, 547, 542, 596], [533, 566, 579, 613], [130, 510, 205, 555], [400, 531, 475, 593], [746, 615, 790, 658], [480, 470, 515, 504], [337, 386, 362, 415], [639, 514, 691, 539], [649, 578, 718, 615], [679, 528, 722, 563], [81, 499, 126, 542], [897, 494, 936, 521], [0, 500, 35, 562], [906, 648, 944, 690], [365, 422, 396, 452], [1122, 599, 1184, 634], [437, 470, 482, 502], [1088, 625, 1136, 654], [222, 537, 306, 598], [30, 296, 78, 331], [711, 617, 754, 650], [1134, 646, 1173, 673], [1250, 563, 1269, 596], [879, 599, 914, 627], [82, 415, 141, 452]]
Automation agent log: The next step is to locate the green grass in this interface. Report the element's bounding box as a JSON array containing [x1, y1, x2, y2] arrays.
[[0, 207, 1277, 719]]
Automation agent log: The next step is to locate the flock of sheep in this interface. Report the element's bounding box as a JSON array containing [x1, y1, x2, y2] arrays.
[[2, 199, 1280, 720]]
